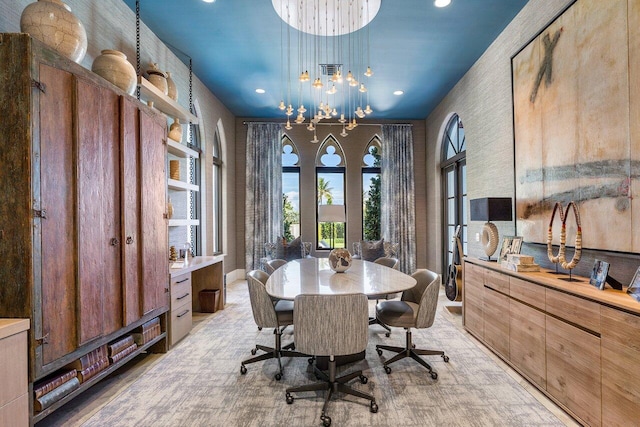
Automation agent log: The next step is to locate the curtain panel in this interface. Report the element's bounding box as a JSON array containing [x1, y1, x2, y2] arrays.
[[381, 124, 416, 274], [245, 123, 283, 271]]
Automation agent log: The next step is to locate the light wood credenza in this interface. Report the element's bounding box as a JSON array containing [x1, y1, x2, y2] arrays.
[[463, 258, 640, 426], [0, 319, 29, 427]]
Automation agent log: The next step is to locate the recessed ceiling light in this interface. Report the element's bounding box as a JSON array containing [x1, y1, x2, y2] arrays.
[[393, 90, 404, 96], [255, 88, 266, 94], [434, 0, 451, 7], [202, 0, 215, 3]]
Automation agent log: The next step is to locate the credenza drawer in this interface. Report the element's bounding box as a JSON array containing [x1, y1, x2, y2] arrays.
[[0, 393, 28, 427], [171, 275, 192, 308], [546, 288, 600, 333], [510, 277, 544, 310], [484, 268, 509, 294], [170, 302, 193, 346]]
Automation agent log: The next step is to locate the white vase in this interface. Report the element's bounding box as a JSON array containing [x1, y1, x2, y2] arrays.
[[20, 0, 87, 64], [168, 118, 182, 142], [166, 72, 178, 101], [92, 50, 137, 95]]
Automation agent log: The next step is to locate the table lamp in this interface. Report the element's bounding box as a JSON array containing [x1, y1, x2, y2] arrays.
[[318, 204, 345, 249], [470, 197, 512, 261]]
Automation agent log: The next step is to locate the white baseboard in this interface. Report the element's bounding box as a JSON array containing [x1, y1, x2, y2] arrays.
[[226, 269, 246, 284]]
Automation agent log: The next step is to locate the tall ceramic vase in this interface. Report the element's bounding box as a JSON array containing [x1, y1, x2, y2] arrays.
[[166, 72, 178, 101], [92, 50, 137, 95], [147, 63, 168, 95], [20, 0, 87, 64]]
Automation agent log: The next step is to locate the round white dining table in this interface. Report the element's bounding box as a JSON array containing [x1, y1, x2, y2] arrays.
[[265, 257, 417, 300]]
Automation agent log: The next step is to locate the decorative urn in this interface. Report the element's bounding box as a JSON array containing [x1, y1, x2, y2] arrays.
[[328, 248, 352, 273], [91, 50, 137, 95], [20, 0, 88, 64]]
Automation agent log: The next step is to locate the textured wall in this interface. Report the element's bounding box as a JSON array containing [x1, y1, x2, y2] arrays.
[[235, 119, 427, 271], [424, 0, 575, 272], [1, 0, 237, 273]]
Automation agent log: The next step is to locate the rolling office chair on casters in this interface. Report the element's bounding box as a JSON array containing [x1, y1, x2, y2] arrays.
[[375, 269, 449, 379], [241, 270, 306, 380], [285, 293, 378, 427], [368, 257, 400, 335]]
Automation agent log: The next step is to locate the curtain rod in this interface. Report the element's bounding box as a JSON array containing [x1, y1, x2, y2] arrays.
[[242, 121, 413, 127]]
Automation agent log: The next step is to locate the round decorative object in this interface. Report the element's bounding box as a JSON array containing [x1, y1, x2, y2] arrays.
[[547, 202, 566, 265], [20, 0, 87, 64], [168, 118, 182, 142], [169, 160, 180, 180], [147, 63, 168, 95], [91, 50, 137, 95], [166, 72, 178, 101], [328, 248, 352, 273], [480, 222, 499, 260], [559, 202, 582, 270]]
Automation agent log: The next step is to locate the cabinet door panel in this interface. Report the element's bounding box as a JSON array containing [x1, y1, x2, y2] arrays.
[[121, 98, 142, 325], [546, 315, 601, 426], [140, 110, 168, 314], [509, 299, 545, 388], [601, 306, 640, 425], [463, 262, 484, 338], [76, 79, 122, 343], [483, 287, 509, 358], [39, 64, 77, 366]]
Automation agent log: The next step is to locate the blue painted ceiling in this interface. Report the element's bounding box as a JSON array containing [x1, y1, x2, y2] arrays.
[[123, 0, 528, 120]]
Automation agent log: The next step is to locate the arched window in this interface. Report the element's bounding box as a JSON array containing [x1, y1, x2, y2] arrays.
[[441, 114, 467, 273], [212, 127, 223, 254], [362, 136, 381, 240], [282, 135, 300, 240], [316, 135, 346, 249]]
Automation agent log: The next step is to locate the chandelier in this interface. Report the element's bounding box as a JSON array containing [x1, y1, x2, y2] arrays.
[[272, 0, 381, 140]]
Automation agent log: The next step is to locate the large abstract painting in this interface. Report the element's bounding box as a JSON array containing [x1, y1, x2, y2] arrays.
[[513, 0, 640, 253]]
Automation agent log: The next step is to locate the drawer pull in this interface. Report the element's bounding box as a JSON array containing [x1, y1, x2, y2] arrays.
[[176, 292, 190, 300], [177, 309, 190, 318], [176, 278, 189, 284]]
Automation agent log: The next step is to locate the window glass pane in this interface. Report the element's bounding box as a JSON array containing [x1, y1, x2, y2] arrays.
[[462, 225, 468, 254], [448, 198, 455, 224], [462, 195, 467, 225], [362, 172, 380, 240], [447, 170, 455, 197], [461, 163, 467, 194], [283, 171, 300, 239], [282, 141, 299, 166], [317, 170, 345, 249]]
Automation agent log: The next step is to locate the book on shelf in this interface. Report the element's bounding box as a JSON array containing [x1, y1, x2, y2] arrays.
[[34, 377, 80, 412], [67, 344, 108, 371], [505, 254, 535, 265], [132, 323, 161, 345], [109, 342, 138, 364], [34, 369, 77, 399], [139, 316, 160, 332], [77, 358, 110, 383], [502, 261, 540, 272], [108, 335, 135, 357]]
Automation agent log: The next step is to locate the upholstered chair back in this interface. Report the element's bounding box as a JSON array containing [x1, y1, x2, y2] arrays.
[[265, 258, 287, 275], [246, 269, 278, 329], [293, 293, 368, 357], [373, 257, 400, 270], [401, 270, 440, 329]]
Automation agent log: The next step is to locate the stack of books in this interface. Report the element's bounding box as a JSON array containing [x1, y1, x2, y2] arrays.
[[108, 335, 138, 364], [132, 317, 161, 345], [68, 345, 109, 383], [502, 254, 540, 272], [33, 369, 80, 412]]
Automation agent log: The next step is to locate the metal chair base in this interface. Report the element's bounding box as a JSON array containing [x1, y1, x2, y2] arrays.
[[240, 326, 307, 380], [376, 329, 448, 379]]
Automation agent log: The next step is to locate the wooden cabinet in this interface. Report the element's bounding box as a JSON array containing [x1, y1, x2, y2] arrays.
[[463, 259, 640, 426], [463, 262, 484, 338], [0, 34, 169, 422]]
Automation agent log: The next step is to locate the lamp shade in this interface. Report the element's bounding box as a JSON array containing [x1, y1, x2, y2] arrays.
[[318, 204, 345, 223], [470, 198, 512, 222]]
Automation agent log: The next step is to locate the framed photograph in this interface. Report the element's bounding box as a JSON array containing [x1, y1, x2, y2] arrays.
[[589, 259, 610, 290], [627, 267, 640, 302], [499, 236, 523, 263]]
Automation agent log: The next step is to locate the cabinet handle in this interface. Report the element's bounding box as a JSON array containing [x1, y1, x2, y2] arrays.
[[176, 292, 190, 300], [176, 278, 189, 284], [126, 236, 134, 244], [177, 309, 190, 318], [35, 333, 49, 345], [110, 237, 119, 246]]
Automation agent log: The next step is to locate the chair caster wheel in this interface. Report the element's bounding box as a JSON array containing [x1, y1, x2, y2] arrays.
[[285, 393, 294, 404], [321, 414, 331, 426], [430, 371, 438, 380], [385, 332, 390, 338], [258, 327, 262, 331], [291, 344, 295, 350], [251, 348, 257, 355], [240, 365, 247, 375], [359, 375, 368, 384], [412, 344, 416, 349], [275, 373, 282, 381], [376, 348, 383, 356], [384, 366, 391, 374], [370, 401, 378, 413], [442, 354, 449, 362], [308, 358, 314, 365]]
